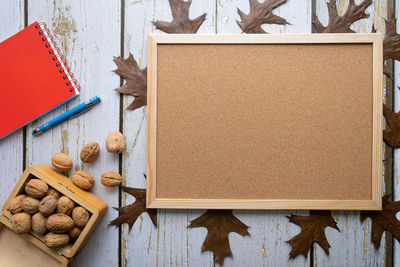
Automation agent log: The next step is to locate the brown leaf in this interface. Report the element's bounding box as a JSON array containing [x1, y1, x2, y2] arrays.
[[383, 104, 400, 148], [153, 0, 207, 33], [383, 15, 400, 61], [189, 210, 249, 264], [313, 0, 372, 33], [361, 196, 400, 249], [236, 0, 290, 34], [109, 186, 157, 230], [286, 211, 339, 259], [383, 63, 393, 79], [373, 15, 399, 78], [114, 53, 147, 110]]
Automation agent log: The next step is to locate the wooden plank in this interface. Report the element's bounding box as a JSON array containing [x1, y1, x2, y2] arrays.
[[216, 0, 311, 266], [313, 0, 390, 266], [121, 0, 216, 266], [146, 35, 157, 207], [26, 1, 121, 266], [0, 0, 24, 215], [393, 1, 400, 266]]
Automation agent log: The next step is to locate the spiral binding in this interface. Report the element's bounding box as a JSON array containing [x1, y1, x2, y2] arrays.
[[34, 22, 80, 94]]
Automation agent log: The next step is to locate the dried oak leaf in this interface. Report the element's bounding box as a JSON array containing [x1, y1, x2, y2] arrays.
[[313, 0, 372, 33], [361, 196, 400, 249], [383, 63, 393, 79], [153, 0, 206, 33], [109, 186, 157, 230], [286, 211, 339, 259], [383, 104, 400, 148], [189, 210, 249, 265], [237, 0, 290, 34], [372, 16, 399, 78], [383, 15, 400, 61], [379, 15, 400, 78], [114, 53, 147, 110]]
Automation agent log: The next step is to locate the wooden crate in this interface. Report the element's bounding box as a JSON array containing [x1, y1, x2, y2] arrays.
[[0, 165, 107, 265]]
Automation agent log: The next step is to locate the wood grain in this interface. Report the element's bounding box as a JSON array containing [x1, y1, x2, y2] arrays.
[[0, 0, 24, 227], [121, 1, 217, 266], [25, 1, 121, 266]]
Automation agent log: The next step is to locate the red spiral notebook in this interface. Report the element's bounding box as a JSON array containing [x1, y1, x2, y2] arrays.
[[0, 21, 80, 139]]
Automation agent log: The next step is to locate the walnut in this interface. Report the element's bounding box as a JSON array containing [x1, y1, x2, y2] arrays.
[[57, 196, 75, 215], [71, 170, 95, 190], [69, 227, 81, 241], [72, 207, 90, 228], [25, 179, 48, 198], [46, 213, 75, 233], [106, 130, 126, 153], [21, 196, 39, 214], [39, 196, 57, 217], [80, 142, 100, 163], [44, 232, 70, 248], [32, 213, 47, 235], [12, 213, 31, 234], [51, 153, 73, 171], [7, 194, 26, 214], [47, 188, 61, 200], [101, 171, 122, 187]]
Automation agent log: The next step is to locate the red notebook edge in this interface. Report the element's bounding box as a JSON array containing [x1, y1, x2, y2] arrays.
[[0, 21, 80, 140], [0, 94, 79, 140]]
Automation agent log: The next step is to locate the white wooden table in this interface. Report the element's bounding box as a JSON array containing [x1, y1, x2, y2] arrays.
[[0, 0, 398, 266]]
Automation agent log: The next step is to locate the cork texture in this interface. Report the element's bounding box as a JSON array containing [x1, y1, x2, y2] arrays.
[[156, 43, 373, 200]]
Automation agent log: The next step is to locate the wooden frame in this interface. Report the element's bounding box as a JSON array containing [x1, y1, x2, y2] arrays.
[[147, 34, 383, 210]]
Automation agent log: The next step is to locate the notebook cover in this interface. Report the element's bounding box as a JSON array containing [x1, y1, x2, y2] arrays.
[[0, 21, 79, 139]]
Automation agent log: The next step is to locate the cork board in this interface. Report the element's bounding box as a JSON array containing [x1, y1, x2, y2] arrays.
[[147, 34, 383, 210]]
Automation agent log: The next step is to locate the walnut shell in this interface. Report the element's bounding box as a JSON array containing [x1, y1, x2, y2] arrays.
[[21, 196, 39, 214], [7, 194, 26, 214], [101, 171, 122, 187], [80, 142, 100, 163], [46, 213, 75, 233], [69, 226, 81, 241], [39, 196, 57, 217], [44, 232, 70, 248], [72, 207, 90, 228], [25, 179, 48, 198], [32, 213, 47, 235], [57, 196, 75, 215], [51, 153, 73, 171], [12, 213, 31, 234], [47, 188, 61, 200], [71, 170, 95, 190], [106, 130, 126, 153]]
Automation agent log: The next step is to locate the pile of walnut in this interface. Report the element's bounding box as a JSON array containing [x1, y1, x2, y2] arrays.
[[8, 178, 90, 248], [7, 131, 126, 249], [51, 130, 125, 190]]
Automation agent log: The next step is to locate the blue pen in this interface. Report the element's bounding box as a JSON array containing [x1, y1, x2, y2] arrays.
[[32, 96, 101, 136]]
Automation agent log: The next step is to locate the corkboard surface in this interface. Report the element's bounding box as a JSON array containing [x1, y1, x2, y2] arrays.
[[156, 43, 373, 200]]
